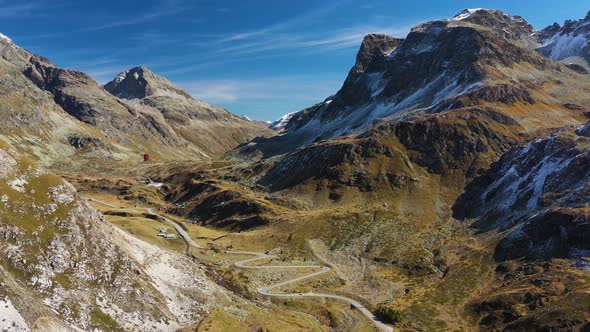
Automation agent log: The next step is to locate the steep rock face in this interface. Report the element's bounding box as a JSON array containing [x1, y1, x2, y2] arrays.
[[349, 34, 402, 78], [538, 11, 590, 67], [454, 135, 590, 227], [494, 209, 589, 261], [269, 112, 297, 131], [334, 34, 402, 109], [0, 38, 120, 166], [23, 60, 183, 148], [453, 126, 590, 330], [258, 136, 408, 192], [386, 108, 520, 175], [577, 121, 590, 137], [0, 34, 49, 68], [435, 84, 536, 110]]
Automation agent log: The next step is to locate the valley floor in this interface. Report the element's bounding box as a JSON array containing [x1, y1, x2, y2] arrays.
[[77, 177, 390, 331]]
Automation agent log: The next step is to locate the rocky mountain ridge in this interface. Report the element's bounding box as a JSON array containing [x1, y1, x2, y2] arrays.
[[263, 9, 590, 150], [538, 10, 590, 67], [0, 35, 271, 167]]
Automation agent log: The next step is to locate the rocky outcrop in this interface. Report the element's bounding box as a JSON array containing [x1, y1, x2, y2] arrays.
[[453, 125, 590, 264], [258, 106, 521, 192], [258, 136, 405, 191], [0, 33, 52, 68], [454, 135, 589, 226], [346, 34, 403, 82], [18, 53, 273, 161], [23, 60, 186, 147], [390, 109, 520, 175], [0, 39, 121, 166], [0, 34, 274, 164], [446, 84, 535, 107], [164, 179, 272, 231]]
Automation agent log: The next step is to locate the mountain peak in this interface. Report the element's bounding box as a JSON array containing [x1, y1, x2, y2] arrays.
[[112, 65, 149, 83], [449, 8, 537, 46], [452, 8, 488, 21], [104, 66, 192, 100]]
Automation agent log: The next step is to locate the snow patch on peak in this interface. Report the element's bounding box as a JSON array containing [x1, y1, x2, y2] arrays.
[[0, 32, 13, 44], [383, 47, 397, 57], [270, 112, 297, 131], [113, 70, 129, 84], [452, 8, 486, 21]]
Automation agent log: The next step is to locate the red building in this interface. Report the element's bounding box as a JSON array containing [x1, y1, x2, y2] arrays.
[[143, 154, 151, 162]]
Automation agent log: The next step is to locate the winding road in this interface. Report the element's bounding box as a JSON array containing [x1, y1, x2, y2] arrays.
[[89, 198, 392, 332], [88, 198, 203, 250]]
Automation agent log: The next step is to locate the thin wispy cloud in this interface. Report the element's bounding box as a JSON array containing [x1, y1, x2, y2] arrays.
[[179, 77, 339, 103], [86, 67, 128, 85], [6, 0, 430, 119], [11, 0, 192, 38], [143, 21, 417, 75], [205, 24, 413, 59], [221, 0, 346, 42], [0, 0, 43, 17], [81, 6, 189, 32], [178, 76, 341, 119]]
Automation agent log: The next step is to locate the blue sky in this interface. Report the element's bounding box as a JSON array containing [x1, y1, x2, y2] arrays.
[[2, 0, 589, 120]]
